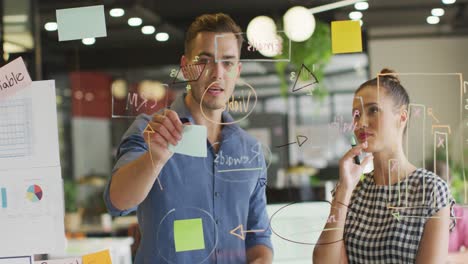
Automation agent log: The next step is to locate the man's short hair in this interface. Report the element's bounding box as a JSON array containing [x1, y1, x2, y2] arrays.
[[185, 13, 244, 56]]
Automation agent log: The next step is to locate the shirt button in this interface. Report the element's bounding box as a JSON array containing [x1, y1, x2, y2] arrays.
[[215, 219, 220, 225], [215, 192, 219, 197]]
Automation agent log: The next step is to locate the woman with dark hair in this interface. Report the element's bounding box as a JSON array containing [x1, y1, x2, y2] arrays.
[[313, 69, 456, 263]]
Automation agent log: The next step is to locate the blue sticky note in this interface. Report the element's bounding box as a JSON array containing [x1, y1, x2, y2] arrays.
[[56, 5, 107, 41], [168, 125, 207, 157]]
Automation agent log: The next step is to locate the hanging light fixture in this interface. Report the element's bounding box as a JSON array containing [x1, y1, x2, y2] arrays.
[[284, 6, 316, 42]]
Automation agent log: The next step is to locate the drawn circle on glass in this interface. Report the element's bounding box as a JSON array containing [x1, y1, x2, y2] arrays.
[[156, 206, 218, 264], [202, 138, 272, 183], [269, 200, 348, 245], [200, 79, 257, 125]]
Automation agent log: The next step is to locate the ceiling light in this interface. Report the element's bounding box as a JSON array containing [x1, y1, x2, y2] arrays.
[[284, 6, 316, 42], [258, 35, 283, 57], [128, 17, 142, 27], [431, 8, 445, 16], [442, 0, 456, 4], [112, 79, 128, 99], [426, 16, 440, 24], [44, 22, 58, 31], [354, 2, 369, 11], [141, 25, 156, 35], [349, 11, 363, 20], [85, 92, 95, 102], [82, 38, 96, 45], [4, 42, 26, 53], [4, 15, 28, 23], [138, 81, 166, 101], [109, 8, 125, 17], [155, 32, 169, 42], [247, 16, 277, 47]]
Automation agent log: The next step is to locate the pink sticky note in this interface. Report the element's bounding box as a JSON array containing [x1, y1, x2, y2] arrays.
[[0, 57, 32, 100]]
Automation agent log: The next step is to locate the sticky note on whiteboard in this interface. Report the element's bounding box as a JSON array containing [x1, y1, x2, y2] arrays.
[[56, 5, 107, 41], [82, 249, 111, 264], [0, 57, 32, 101], [168, 125, 207, 157], [0, 256, 32, 264], [331, 20, 362, 54]]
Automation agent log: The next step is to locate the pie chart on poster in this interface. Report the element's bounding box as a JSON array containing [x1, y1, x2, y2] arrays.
[[26, 184, 43, 202]]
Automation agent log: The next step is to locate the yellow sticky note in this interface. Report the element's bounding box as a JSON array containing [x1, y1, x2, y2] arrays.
[[331, 20, 362, 54], [82, 249, 112, 264]]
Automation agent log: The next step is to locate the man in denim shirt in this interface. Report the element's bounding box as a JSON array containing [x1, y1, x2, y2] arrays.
[[104, 13, 273, 263]]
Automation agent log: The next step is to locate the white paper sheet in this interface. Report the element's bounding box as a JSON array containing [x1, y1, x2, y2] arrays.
[[0, 80, 65, 256], [0, 167, 65, 256], [34, 257, 82, 264], [0, 256, 32, 264], [0, 80, 60, 170]]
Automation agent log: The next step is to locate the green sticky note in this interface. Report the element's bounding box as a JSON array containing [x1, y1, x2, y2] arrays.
[[56, 5, 107, 41], [168, 125, 207, 157], [331, 20, 362, 54], [174, 218, 205, 252]]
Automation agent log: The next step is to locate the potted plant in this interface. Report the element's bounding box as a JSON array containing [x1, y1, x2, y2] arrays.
[[64, 180, 83, 232]]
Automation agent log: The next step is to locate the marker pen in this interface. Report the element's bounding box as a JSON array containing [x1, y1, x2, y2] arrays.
[[179, 117, 190, 124], [350, 135, 361, 165]]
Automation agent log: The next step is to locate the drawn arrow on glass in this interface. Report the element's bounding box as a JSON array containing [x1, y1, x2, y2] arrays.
[[143, 124, 163, 190], [229, 224, 265, 240], [275, 135, 308, 148], [391, 212, 459, 222]]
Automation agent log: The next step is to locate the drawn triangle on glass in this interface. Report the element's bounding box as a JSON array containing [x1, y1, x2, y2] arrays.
[[144, 124, 156, 134], [229, 224, 246, 240], [296, 135, 308, 147], [172, 63, 207, 84], [292, 64, 318, 92]]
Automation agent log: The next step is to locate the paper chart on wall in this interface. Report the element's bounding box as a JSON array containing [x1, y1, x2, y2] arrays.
[[0, 80, 60, 170], [0, 80, 65, 256], [0, 167, 65, 256]]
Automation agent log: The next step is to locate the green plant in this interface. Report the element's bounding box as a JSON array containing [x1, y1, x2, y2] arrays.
[[451, 164, 467, 204], [434, 147, 468, 204], [64, 180, 78, 213], [275, 20, 332, 98]]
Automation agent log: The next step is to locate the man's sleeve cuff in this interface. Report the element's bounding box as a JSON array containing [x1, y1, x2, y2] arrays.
[[245, 237, 274, 253]]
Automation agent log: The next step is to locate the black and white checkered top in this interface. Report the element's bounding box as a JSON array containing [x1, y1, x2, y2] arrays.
[[338, 168, 456, 263]]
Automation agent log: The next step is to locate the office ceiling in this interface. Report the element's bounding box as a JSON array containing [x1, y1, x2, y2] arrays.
[[3, 0, 462, 75]]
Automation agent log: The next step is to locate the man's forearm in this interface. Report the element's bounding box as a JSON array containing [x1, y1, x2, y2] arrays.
[[246, 245, 273, 264], [313, 185, 351, 263], [109, 152, 164, 210]]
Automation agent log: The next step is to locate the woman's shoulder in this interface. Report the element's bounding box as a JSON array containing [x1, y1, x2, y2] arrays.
[[409, 168, 450, 190], [411, 168, 455, 216]]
